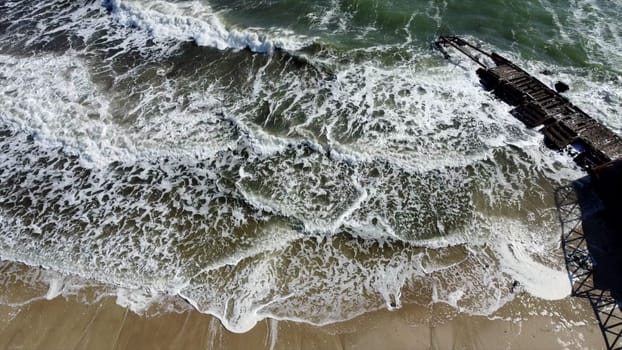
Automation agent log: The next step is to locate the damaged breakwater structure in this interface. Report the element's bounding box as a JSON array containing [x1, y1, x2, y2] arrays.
[[436, 36, 622, 350], [436, 35, 622, 168]]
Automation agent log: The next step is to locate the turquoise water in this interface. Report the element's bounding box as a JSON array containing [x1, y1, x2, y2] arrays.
[[0, 0, 620, 332]]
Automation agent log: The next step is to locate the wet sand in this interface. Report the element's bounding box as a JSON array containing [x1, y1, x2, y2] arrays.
[[0, 261, 605, 350]]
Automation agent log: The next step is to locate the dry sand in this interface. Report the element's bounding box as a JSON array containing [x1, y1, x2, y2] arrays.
[[0, 261, 605, 350]]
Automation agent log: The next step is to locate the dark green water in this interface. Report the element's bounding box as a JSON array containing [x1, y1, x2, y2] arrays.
[[0, 0, 619, 332]]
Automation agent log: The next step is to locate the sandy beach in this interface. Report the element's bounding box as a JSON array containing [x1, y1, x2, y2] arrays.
[[0, 260, 605, 350]]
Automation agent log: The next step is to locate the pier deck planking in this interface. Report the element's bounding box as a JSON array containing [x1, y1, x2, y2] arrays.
[[436, 36, 622, 168]]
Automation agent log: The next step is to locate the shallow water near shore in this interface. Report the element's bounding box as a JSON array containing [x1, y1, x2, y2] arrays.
[[0, 260, 606, 349], [0, 0, 620, 335]]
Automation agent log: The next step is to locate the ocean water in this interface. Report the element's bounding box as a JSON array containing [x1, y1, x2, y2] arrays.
[[0, 0, 620, 333]]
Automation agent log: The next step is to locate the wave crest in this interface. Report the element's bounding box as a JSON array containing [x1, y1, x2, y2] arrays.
[[104, 0, 307, 52]]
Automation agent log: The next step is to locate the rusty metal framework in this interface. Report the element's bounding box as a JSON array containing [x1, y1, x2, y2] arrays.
[[556, 184, 622, 350]]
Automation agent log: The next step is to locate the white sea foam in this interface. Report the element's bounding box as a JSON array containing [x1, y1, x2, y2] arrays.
[[115, 287, 163, 313], [306, 0, 352, 33], [497, 239, 571, 300], [43, 272, 67, 300], [485, 216, 571, 301], [0, 1, 613, 333], [0, 46, 583, 332], [0, 52, 242, 168], [567, 0, 622, 68], [2, 56, 124, 168], [104, 0, 308, 53]]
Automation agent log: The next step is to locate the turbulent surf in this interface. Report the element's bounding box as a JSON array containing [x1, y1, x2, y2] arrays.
[[0, 0, 620, 332]]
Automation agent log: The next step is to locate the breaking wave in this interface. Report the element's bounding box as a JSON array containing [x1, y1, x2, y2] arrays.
[[0, 0, 619, 333], [103, 0, 309, 52]]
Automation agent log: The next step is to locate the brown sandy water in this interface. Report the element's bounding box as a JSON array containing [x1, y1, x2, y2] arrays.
[[0, 260, 605, 350]]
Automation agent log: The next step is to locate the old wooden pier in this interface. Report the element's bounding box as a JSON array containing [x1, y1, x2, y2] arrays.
[[437, 36, 622, 350], [436, 35, 622, 169]]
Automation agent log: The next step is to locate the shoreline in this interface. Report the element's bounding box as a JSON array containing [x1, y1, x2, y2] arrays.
[[0, 260, 605, 350]]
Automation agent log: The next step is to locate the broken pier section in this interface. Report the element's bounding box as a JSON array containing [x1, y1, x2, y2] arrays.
[[436, 35, 622, 169], [436, 36, 622, 349]]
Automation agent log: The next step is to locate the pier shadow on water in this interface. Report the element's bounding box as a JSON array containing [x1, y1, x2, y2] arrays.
[[555, 178, 622, 350]]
